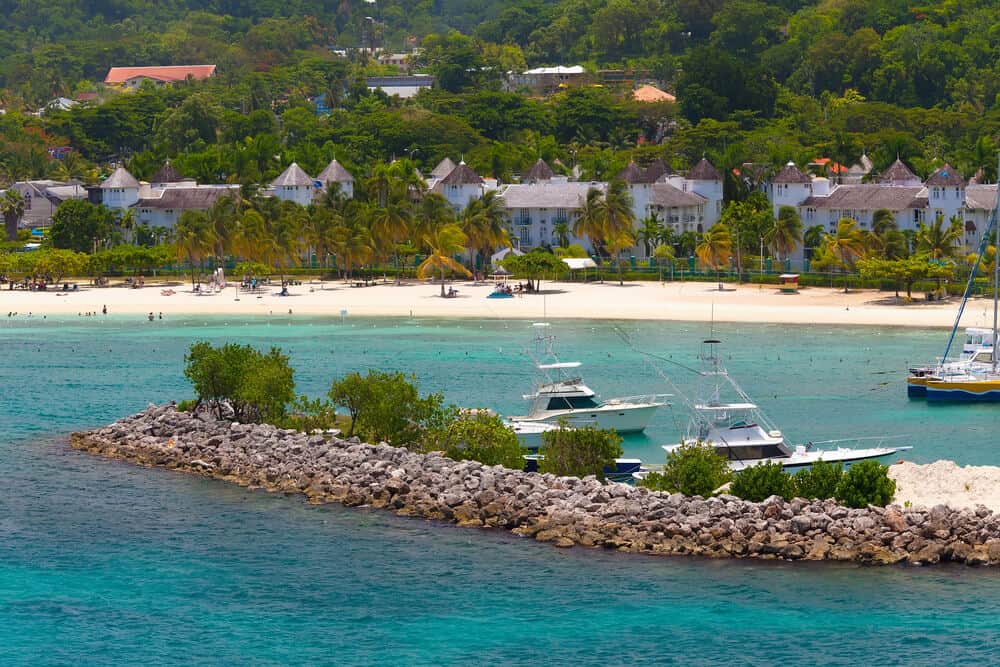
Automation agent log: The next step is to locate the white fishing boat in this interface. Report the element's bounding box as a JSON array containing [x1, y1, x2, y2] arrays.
[[653, 339, 910, 472], [507, 329, 668, 433], [912, 154, 1000, 402]]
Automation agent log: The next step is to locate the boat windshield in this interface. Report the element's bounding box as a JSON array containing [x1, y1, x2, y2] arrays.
[[546, 396, 600, 410]]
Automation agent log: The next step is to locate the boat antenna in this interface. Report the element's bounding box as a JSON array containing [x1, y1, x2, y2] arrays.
[[994, 152, 999, 367], [613, 327, 702, 376], [940, 157, 999, 363]]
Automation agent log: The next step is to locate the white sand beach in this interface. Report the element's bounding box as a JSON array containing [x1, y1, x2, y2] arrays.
[[0, 278, 991, 328], [891, 461, 1000, 513]]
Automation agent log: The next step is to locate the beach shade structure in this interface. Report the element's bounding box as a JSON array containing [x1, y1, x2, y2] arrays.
[[562, 258, 597, 270], [563, 257, 598, 282], [490, 266, 510, 279], [491, 247, 524, 267], [779, 273, 800, 294]]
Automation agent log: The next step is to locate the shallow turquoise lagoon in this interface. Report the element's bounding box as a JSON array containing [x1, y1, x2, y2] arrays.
[[2, 315, 1000, 664]]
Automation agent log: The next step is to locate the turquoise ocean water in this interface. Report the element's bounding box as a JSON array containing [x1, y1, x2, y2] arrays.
[[2, 315, 1000, 664]]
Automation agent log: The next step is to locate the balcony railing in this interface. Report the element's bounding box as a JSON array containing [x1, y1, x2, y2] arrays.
[[513, 217, 532, 226]]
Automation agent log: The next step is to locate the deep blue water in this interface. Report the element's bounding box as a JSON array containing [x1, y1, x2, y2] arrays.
[[3, 315, 1000, 665]]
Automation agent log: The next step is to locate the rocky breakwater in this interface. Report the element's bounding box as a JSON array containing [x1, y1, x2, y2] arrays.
[[72, 404, 1000, 566]]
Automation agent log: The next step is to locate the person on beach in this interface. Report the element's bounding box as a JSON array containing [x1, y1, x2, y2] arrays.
[[102, 305, 107, 315], [148, 312, 154, 321]]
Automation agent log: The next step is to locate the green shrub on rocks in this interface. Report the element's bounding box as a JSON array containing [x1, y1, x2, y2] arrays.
[[329, 370, 446, 448], [538, 424, 623, 481], [793, 459, 843, 500], [731, 461, 795, 502], [639, 442, 731, 497], [423, 411, 526, 469], [175, 399, 197, 412], [184, 341, 295, 423], [834, 460, 896, 508]]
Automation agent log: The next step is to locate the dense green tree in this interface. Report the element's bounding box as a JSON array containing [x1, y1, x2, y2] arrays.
[[49, 200, 114, 253]]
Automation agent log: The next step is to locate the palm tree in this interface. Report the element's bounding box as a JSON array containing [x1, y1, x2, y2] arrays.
[[603, 179, 636, 243], [767, 205, 803, 261], [696, 223, 733, 290], [653, 243, 675, 280], [417, 223, 472, 297], [174, 211, 216, 288], [606, 226, 637, 285], [414, 192, 454, 240], [826, 218, 866, 292], [637, 213, 664, 257], [207, 196, 237, 258], [1, 188, 25, 242], [804, 224, 826, 261], [233, 209, 273, 267], [573, 187, 606, 256], [916, 213, 963, 261], [304, 207, 341, 271], [331, 218, 373, 280], [369, 193, 413, 282], [270, 209, 304, 284], [460, 190, 510, 273], [553, 221, 571, 248]]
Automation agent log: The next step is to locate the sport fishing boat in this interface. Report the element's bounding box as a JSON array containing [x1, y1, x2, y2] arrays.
[[918, 155, 1000, 402], [655, 339, 910, 472], [507, 328, 668, 433]]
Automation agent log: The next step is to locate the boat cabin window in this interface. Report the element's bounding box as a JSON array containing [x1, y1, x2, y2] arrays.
[[973, 352, 994, 363], [546, 396, 600, 410], [715, 444, 788, 460]]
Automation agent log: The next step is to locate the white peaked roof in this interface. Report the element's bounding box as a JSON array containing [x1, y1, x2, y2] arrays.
[[272, 162, 314, 187], [100, 166, 140, 189], [431, 157, 457, 179], [491, 246, 525, 265], [317, 158, 354, 184]]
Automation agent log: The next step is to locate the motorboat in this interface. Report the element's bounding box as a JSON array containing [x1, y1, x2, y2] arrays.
[[913, 154, 1000, 402], [507, 329, 668, 433], [657, 339, 910, 472]]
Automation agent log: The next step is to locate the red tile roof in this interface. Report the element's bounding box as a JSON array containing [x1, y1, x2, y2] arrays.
[[104, 65, 216, 85]]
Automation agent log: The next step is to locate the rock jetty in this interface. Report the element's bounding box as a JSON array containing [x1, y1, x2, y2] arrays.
[[71, 404, 1000, 566]]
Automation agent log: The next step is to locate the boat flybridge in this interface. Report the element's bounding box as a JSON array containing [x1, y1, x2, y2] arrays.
[[659, 339, 910, 472], [507, 328, 669, 433]]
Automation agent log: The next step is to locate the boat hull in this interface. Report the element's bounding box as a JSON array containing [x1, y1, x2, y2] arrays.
[[523, 455, 642, 482], [926, 380, 1000, 402], [514, 403, 660, 433], [906, 376, 929, 398]]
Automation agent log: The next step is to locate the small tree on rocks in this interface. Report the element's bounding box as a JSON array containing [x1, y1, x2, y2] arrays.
[[731, 461, 795, 502], [793, 459, 843, 500], [639, 442, 731, 496], [835, 460, 896, 508], [423, 411, 526, 469], [538, 424, 623, 480]]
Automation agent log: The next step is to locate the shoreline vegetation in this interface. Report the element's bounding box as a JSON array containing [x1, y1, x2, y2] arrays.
[[0, 278, 992, 329], [72, 403, 1000, 567]]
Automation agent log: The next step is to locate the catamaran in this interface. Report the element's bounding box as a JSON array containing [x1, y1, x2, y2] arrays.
[[649, 339, 910, 472], [507, 327, 669, 433], [911, 155, 1000, 402]]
